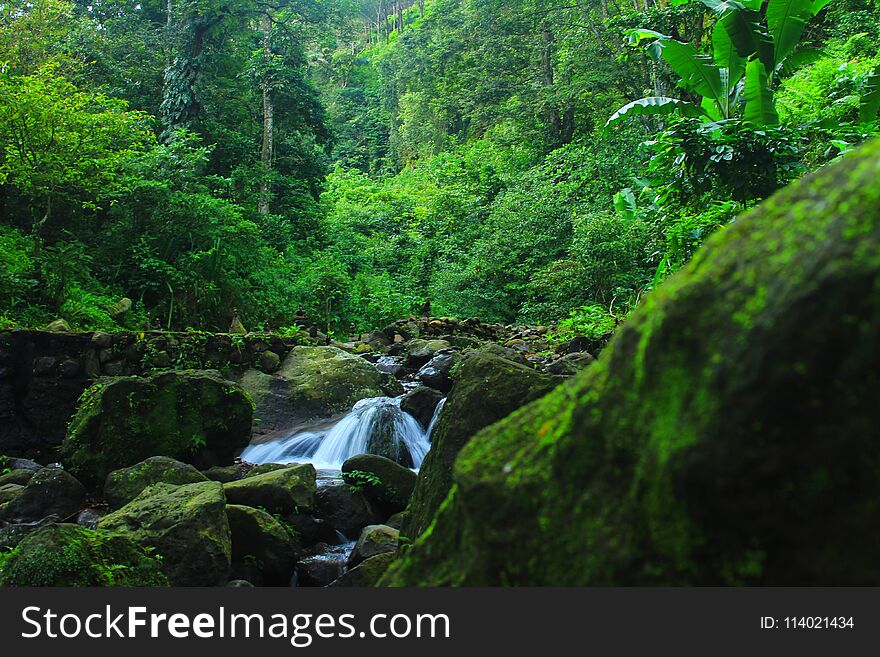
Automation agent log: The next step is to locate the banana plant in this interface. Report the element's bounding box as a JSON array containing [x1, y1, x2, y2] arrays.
[[607, 0, 831, 128]]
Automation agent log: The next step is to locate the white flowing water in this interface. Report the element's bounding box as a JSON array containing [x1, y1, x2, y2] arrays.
[[240, 396, 435, 470], [426, 397, 446, 440]]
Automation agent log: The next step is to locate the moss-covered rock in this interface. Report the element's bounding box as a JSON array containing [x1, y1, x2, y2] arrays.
[[341, 454, 417, 515], [239, 347, 403, 435], [401, 352, 562, 540], [406, 339, 451, 368], [226, 505, 299, 586], [62, 370, 253, 488], [314, 481, 383, 540], [0, 469, 36, 487], [98, 481, 231, 586], [223, 464, 316, 515], [104, 457, 208, 509], [348, 524, 398, 568], [329, 552, 395, 587], [383, 140, 880, 586], [0, 524, 168, 587], [0, 483, 24, 505], [0, 467, 86, 523]]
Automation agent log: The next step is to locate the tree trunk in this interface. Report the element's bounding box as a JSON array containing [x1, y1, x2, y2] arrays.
[[541, 28, 562, 144], [259, 12, 274, 216]]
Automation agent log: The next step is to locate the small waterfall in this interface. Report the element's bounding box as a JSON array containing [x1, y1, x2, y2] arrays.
[[241, 396, 432, 470], [426, 397, 446, 441]]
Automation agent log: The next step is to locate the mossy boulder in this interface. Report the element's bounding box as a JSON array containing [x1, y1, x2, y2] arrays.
[[98, 481, 231, 586], [401, 352, 562, 540], [314, 481, 383, 540], [0, 524, 168, 587], [238, 347, 403, 435], [348, 524, 399, 568], [341, 454, 417, 515], [226, 505, 299, 586], [406, 339, 451, 368], [104, 457, 208, 509], [223, 464, 316, 515], [0, 483, 24, 505], [62, 370, 253, 488], [382, 140, 880, 586], [0, 467, 86, 523], [330, 552, 395, 587], [0, 469, 36, 487]]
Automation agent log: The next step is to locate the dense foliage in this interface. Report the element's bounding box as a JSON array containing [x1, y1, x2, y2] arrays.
[[1, 0, 878, 334]]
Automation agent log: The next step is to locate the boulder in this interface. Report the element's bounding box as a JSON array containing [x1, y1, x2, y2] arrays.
[[314, 482, 383, 540], [0, 516, 58, 551], [296, 554, 346, 587], [348, 524, 399, 568], [406, 339, 451, 368], [0, 467, 86, 523], [0, 483, 24, 505], [329, 553, 395, 587], [104, 457, 209, 509], [62, 370, 253, 488], [416, 352, 461, 393], [401, 352, 562, 541], [226, 505, 298, 586], [0, 524, 168, 587], [285, 514, 341, 548], [0, 468, 36, 487], [546, 352, 595, 376], [382, 140, 880, 586], [202, 464, 248, 483], [400, 387, 444, 430], [238, 347, 403, 435], [45, 319, 72, 332], [222, 464, 316, 515], [341, 454, 417, 515], [98, 481, 231, 586]]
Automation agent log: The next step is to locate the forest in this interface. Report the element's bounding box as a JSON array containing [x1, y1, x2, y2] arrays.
[[1, 0, 877, 336]]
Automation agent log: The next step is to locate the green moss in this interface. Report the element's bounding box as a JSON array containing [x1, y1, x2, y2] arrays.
[[62, 370, 253, 488], [0, 524, 168, 587], [383, 139, 880, 586]]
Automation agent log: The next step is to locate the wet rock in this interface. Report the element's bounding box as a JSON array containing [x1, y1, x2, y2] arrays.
[[400, 387, 444, 430], [223, 464, 316, 515], [62, 370, 253, 488], [546, 352, 595, 376], [329, 553, 395, 587], [314, 482, 383, 540], [99, 481, 231, 587], [416, 352, 461, 393], [226, 504, 298, 586], [0, 467, 86, 523], [104, 457, 208, 509], [348, 524, 399, 568], [406, 339, 451, 368], [341, 454, 417, 515]]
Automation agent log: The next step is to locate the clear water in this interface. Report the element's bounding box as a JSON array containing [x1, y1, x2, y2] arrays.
[[241, 396, 443, 470]]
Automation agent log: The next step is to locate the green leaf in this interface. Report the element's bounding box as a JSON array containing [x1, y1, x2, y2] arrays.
[[860, 70, 880, 124], [777, 47, 824, 76], [712, 20, 747, 106], [605, 97, 705, 128], [767, 0, 814, 65], [744, 60, 780, 125], [811, 0, 833, 14], [650, 39, 726, 114], [718, 5, 776, 72]]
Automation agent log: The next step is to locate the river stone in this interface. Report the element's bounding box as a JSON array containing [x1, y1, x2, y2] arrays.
[[314, 482, 383, 540], [546, 352, 595, 376], [98, 481, 231, 586], [0, 468, 36, 487], [0, 467, 86, 523], [62, 370, 253, 488], [382, 140, 880, 586], [416, 352, 461, 393], [341, 454, 417, 515], [222, 464, 316, 515], [400, 387, 444, 430], [297, 554, 345, 587], [0, 483, 24, 505], [348, 524, 399, 568], [0, 524, 168, 587], [406, 339, 451, 368], [401, 351, 562, 541], [238, 347, 403, 436], [330, 553, 395, 587], [226, 505, 298, 586], [104, 457, 209, 509]]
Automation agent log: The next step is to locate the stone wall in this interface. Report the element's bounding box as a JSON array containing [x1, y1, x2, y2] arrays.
[[0, 330, 308, 459]]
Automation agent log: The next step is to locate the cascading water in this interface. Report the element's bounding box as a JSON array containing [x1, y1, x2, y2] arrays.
[[425, 397, 446, 440], [240, 396, 433, 470]]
